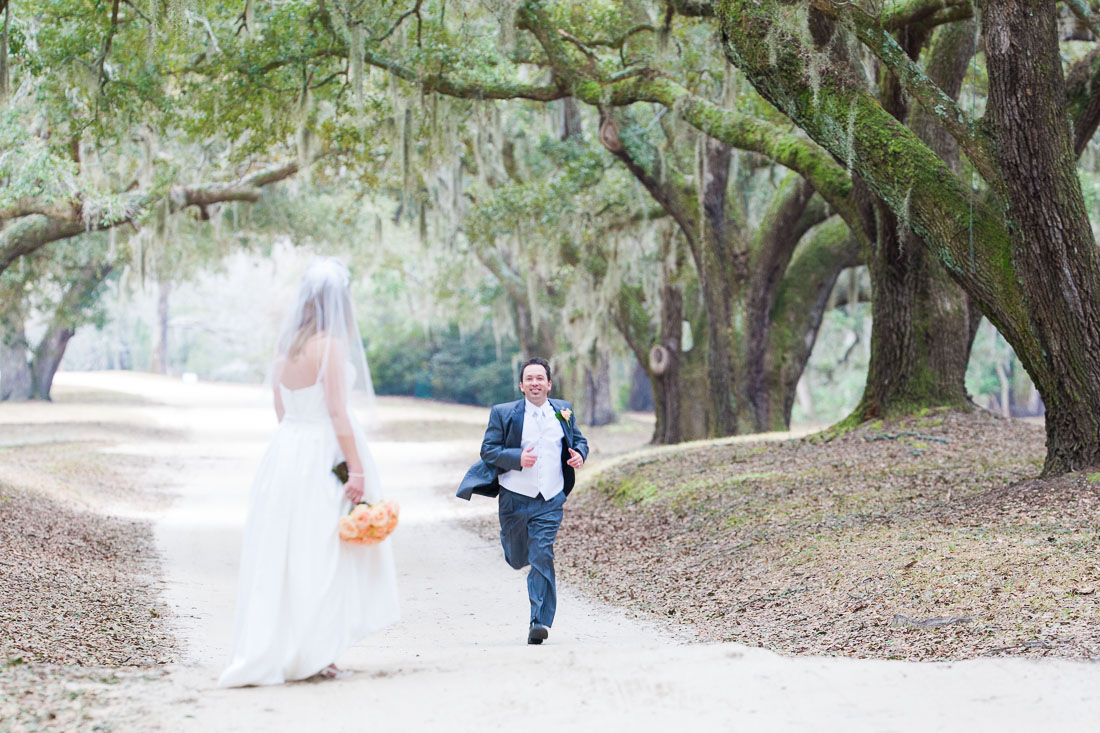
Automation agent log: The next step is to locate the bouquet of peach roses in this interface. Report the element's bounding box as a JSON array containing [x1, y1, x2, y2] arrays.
[[338, 500, 400, 546], [332, 462, 399, 545]]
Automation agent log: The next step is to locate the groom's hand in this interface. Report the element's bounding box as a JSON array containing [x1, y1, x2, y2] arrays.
[[567, 448, 584, 469], [521, 445, 538, 468]]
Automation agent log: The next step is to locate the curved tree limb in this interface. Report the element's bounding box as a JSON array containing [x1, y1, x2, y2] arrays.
[[578, 75, 865, 244], [1066, 49, 1100, 156], [809, 0, 999, 184], [0, 161, 301, 276], [326, 10, 865, 242], [363, 48, 566, 101], [664, 0, 716, 17], [766, 215, 862, 416], [881, 0, 971, 32]]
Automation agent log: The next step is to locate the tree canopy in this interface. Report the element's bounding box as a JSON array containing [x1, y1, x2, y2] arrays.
[[3, 0, 1100, 476]]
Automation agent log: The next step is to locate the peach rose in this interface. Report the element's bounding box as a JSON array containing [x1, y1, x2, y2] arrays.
[[365, 506, 386, 528], [339, 500, 399, 545], [350, 504, 373, 532], [338, 516, 359, 541]]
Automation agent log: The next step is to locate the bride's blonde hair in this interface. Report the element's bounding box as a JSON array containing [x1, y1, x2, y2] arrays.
[[272, 257, 374, 413], [289, 299, 320, 359]]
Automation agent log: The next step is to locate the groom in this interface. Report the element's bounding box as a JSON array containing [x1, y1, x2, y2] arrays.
[[458, 357, 588, 645]]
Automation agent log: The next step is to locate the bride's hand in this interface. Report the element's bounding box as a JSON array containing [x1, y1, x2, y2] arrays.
[[344, 474, 365, 504]]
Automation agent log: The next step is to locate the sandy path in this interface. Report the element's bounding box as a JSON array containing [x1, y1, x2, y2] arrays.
[[52, 372, 1100, 732]]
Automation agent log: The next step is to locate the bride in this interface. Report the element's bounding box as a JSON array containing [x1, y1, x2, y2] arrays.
[[218, 257, 399, 687]]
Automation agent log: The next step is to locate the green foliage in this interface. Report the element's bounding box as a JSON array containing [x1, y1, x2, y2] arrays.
[[367, 324, 518, 407]]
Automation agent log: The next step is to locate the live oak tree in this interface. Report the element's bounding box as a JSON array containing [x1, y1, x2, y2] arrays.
[[344, 0, 1100, 469], [0, 1, 313, 395], [340, 0, 1100, 469], [704, 0, 1100, 474], [211, 0, 874, 437], [599, 103, 860, 434], [507, 0, 978, 433], [18, 0, 1099, 474], [0, 235, 116, 400]]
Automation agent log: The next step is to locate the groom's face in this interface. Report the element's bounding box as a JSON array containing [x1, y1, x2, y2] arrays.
[[519, 364, 551, 405]]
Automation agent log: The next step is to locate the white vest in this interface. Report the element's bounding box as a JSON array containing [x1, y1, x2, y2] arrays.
[[498, 399, 565, 500]]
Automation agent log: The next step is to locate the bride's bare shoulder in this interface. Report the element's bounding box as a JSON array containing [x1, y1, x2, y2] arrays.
[[292, 334, 348, 374], [306, 331, 348, 357]]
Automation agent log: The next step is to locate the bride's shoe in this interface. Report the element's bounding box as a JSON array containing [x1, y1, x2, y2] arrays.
[[319, 664, 352, 680]]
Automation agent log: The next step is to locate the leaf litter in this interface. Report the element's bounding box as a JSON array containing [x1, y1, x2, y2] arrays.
[[0, 416, 176, 732], [481, 409, 1099, 661]]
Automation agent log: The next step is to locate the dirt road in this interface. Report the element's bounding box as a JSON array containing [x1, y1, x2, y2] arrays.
[[52, 372, 1100, 732]]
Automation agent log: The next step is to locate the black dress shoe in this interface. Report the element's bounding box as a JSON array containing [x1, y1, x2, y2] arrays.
[[528, 623, 549, 645]]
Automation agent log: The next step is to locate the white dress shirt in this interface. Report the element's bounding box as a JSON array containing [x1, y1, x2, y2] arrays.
[[498, 399, 565, 500]]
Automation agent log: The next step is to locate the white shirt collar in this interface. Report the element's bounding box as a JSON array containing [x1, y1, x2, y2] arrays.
[[524, 398, 552, 416]]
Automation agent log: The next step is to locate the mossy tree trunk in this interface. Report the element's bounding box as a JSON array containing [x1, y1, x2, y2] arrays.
[[0, 313, 32, 401], [717, 0, 1100, 473], [614, 251, 712, 443], [582, 346, 615, 427], [758, 216, 862, 428], [606, 111, 859, 435], [983, 0, 1100, 473], [732, 175, 861, 431], [605, 118, 740, 437], [1, 262, 113, 401], [150, 278, 171, 375], [853, 18, 977, 421], [32, 324, 74, 400]]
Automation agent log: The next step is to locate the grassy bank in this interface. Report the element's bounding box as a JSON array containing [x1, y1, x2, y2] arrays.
[[554, 409, 1099, 660]]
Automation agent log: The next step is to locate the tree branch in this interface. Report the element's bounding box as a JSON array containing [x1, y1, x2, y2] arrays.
[[598, 110, 701, 253], [1066, 49, 1100, 157], [169, 161, 299, 210], [809, 0, 998, 184], [358, 8, 864, 245], [363, 49, 566, 101], [0, 162, 301, 276], [748, 177, 828, 318], [372, 0, 424, 43], [97, 0, 122, 90], [581, 75, 865, 244], [1066, 0, 1100, 41], [909, 5, 975, 35], [586, 25, 658, 50], [0, 199, 80, 223], [664, 0, 716, 16], [767, 216, 862, 401], [881, 0, 971, 32], [612, 283, 656, 366], [471, 244, 526, 304]]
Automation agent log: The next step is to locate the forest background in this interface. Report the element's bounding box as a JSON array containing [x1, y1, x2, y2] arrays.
[[2, 0, 1090, 442], [7, 5, 1100, 725]]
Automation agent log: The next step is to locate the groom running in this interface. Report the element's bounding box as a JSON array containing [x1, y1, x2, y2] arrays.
[[458, 357, 588, 644]]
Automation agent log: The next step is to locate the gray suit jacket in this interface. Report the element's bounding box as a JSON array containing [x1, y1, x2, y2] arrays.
[[457, 398, 589, 501]]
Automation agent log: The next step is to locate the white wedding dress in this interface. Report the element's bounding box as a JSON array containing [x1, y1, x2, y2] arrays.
[[218, 372, 399, 687]]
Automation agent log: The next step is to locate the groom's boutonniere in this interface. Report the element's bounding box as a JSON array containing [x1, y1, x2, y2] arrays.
[[554, 408, 572, 423]]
